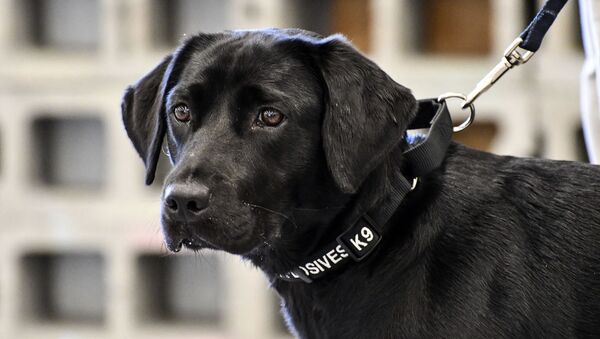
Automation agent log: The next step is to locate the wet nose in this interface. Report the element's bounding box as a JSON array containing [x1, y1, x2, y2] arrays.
[[163, 183, 210, 221]]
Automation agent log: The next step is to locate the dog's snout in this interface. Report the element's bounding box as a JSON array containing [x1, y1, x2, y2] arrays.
[[163, 183, 210, 220]]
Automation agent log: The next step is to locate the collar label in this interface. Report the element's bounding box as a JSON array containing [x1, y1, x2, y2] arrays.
[[337, 215, 381, 261], [277, 216, 382, 282]]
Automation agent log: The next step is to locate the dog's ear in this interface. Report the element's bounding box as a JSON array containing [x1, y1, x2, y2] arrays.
[[121, 55, 172, 185], [317, 35, 417, 193]]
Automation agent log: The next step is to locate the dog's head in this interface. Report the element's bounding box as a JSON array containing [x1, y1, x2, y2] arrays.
[[122, 29, 416, 255]]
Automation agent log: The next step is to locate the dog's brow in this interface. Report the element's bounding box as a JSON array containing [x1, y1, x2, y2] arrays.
[[239, 84, 292, 103], [165, 87, 190, 106]]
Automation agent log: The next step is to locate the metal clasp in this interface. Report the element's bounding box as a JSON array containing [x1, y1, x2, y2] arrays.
[[437, 92, 476, 132], [462, 38, 535, 108]]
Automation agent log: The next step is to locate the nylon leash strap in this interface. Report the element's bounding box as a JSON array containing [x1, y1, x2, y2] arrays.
[[440, 0, 569, 128]]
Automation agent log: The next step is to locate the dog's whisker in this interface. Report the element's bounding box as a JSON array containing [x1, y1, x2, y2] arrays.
[[292, 206, 346, 211], [243, 202, 298, 228], [211, 171, 238, 187], [256, 229, 273, 248]]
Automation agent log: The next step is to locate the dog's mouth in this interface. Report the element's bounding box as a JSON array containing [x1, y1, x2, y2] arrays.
[[181, 238, 218, 252], [162, 217, 271, 255], [163, 225, 241, 253], [163, 230, 206, 252]]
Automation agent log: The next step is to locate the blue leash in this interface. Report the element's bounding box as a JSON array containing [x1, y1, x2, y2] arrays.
[[520, 0, 569, 52], [439, 0, 570, 123]]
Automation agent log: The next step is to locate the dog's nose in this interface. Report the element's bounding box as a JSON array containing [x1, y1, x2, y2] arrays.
[[163, 183, 210, 220]]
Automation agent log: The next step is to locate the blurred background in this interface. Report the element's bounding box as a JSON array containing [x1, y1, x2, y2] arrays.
[[0, 0, 586, 338]]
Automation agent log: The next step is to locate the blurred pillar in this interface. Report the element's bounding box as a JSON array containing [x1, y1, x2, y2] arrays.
[[129, 0, 153, 59], [232, 0, 286, 30], [371, 0, 403, 61], [0, 0, 9, 58], [490, 0, 522, 56], [580, 0, 600, 163], [544, 0, 579, 53], [537, 1, 582, 161], [101, 0, 119, 62], [224, 259, 273, 339]]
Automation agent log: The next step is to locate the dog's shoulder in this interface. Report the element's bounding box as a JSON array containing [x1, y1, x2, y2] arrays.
[[443, 142, 600, 196], [437, 142, 600, 258]]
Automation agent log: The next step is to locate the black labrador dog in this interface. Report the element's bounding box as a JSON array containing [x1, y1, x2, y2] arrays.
[[122, 29, 600, 338]]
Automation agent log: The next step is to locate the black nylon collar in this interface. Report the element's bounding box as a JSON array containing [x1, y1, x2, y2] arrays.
[[275, 98, 453, 283]]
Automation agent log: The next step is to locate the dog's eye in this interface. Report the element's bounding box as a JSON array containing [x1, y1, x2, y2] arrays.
[[173, 104, 191, 122], [258, 108, 285, 127]]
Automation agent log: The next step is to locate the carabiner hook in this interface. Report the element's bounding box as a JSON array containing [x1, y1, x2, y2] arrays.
[[462, 38, 535, 108]]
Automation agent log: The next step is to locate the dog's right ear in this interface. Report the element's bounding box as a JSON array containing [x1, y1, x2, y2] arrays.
[[121, 55, 172, 185], [315, 35, 417, 193]]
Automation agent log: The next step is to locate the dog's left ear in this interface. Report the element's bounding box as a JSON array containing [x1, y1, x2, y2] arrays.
[[316, 35, 417, 193], [121, 55, 172, 185]]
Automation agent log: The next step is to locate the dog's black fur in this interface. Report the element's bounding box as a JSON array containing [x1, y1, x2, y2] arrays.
[[122, 29, 600, 338]]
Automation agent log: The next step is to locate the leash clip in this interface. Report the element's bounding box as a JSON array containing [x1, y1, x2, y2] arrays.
[[462, 38, 534, 108]]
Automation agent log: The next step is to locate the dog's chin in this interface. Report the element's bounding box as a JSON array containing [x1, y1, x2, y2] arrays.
[[161, 218, 271, 255], [185, 233, 263, 255]]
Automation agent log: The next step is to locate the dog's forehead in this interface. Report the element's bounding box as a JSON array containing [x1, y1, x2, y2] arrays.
[[177, 34, 311, 89]]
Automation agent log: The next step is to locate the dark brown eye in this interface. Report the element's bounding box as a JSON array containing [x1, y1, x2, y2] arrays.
[[258, 108, 284, 127], [173, 104, 191, 122]]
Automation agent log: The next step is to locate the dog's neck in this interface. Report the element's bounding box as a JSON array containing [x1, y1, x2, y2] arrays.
[[245, 143, 410, 280]]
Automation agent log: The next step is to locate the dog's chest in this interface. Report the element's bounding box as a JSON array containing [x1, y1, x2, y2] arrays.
[[276, 270, 427, 339]]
